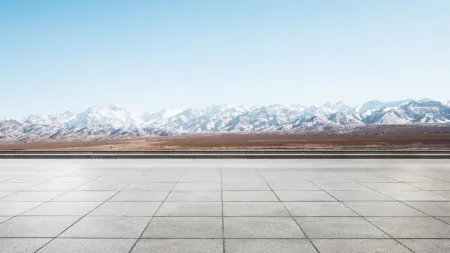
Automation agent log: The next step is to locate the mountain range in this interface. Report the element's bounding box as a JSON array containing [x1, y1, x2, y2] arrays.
[[1, 99, 449, 142]]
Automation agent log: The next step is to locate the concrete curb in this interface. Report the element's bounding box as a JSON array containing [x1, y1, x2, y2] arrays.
[[1, 151, 450, 159]]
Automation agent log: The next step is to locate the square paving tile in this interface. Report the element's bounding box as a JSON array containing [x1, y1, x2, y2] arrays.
[[60, 216, 151, 238], [405, 202, 450, 216], [0, 238, 51, 253], [90, 202, 161, 216], [316, 182, 369, 191], [223, 191, 278, 201], [433, 191, 450, 198], [28, 183, 83, 191], [0, 191, 64, 202], [0, 216, 79, 237], [275, 191, 336, 201], [268, 182, 319, 191], [167, 191, 221, 202], [156, 202, 222, 216], [38, 239, 136, 253], [131, 239, 223, 253], [409, 182, 450, 191], [327, 190, 394, 201], [382, 191, 450, 201], [0, 202, 43, 216], [367, 217, 450, 238], [295, 217, 388, 238], [109, 191, 168, 201], [312, 239, 411, 253], [0, 216, 10, 223], [52, 191, 117, 202], [362, 183, 421, 192], [344, 202, 427, 216], [125, 183, 175, 191], [222, 182, 270, 191], [224, 217, 305, 238], [173, 183, 221, 191], [23, 202, 101, 216], [0, 192, 13, 198], [223, 202, 289, 216], [381, 173, 438, 183], [142, 217, 222, 238], [225, 239, 317, 253], [75, 182, 129, 191], [285, 202, 358, 216], [438, 216, 450, 224], [0, 183, 36, 191], [399, 239, 450, 253]]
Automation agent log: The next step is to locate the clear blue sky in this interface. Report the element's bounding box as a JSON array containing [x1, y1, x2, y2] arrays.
[[1, 0, 449, 118]]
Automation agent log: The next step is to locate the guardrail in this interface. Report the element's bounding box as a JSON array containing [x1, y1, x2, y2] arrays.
[[1, 150, 450, 159]]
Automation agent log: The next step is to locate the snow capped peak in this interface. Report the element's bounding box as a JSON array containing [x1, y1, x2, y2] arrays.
[[1, 99, 449, 142]]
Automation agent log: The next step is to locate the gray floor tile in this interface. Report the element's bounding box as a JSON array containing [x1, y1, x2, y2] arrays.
[[223, 191, 278, 201], [433, 191, 450, 198], [125, 183, 175, 191], [223, 202, 289, 216], [49, 176, 96, 183], [0, 216, 80, 237], [0, 191, 64, 202], [285, 202, 358, 216], [383, 191, 449, 201], [268, 182, 319, 191], [143, 217, 222, 238], [316, 182, 369, 191], [302, 173, 350, 182], [60, 216, 151, 238], [381, 173, 439, 183], [23, 202, 101, 216], [0, 192, 13, 198], [405, 202, 450, 216], [362, 183, 421, 192], [295, 217, 388, 238], [222, 182, 270, 191], [0, 183, 36, 191], [167, 191, 221, 202], [90, 202, 161, 216], [28, 183, 83, 191], [0, 216, 10, 223], [327, 190, 394, 201], [225, 239, 317, 253], [75, 182, 129, 191], [52, 191, 117, 202], [337, 173, 397, 183], [312, 239, 411, 253], [438, 216, 450, 224], [224, 217, 305, 238], [275, 191, 336, 201], [131, 239, 223, 253], [345, 202, 427, 216], [179, 174, 221, 183], [399, 239, 450, 253], [110, 191, 169, 201], [367, 217, 450, 238], [409, 182, 450, 191], [173, 183, 221, 191], [0, 202, 43, 216], [37, 239, 136, 253], [156, 202, 222, 216], [0, 238, 51, 253]]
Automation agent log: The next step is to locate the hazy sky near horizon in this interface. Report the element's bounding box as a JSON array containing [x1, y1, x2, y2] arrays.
[[1, 0, 449, 118]]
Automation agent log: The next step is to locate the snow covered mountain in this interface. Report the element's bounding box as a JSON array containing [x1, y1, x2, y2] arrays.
[[1, 99, 449, 142]]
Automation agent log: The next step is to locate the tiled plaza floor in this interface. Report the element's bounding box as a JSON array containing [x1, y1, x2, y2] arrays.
[[0, 159, 450, 252]]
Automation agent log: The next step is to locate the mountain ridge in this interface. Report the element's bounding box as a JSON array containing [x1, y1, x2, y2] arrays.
[[1, 99, 449, 142]]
